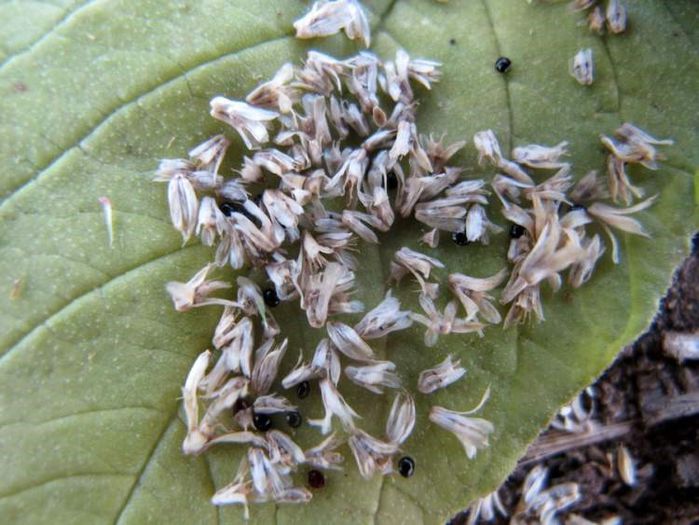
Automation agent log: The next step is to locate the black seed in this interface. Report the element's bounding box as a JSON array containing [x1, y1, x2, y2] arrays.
[[580, 391, 594, 413], [253, 412, 272, 432], [219, 200, 261, 227], [386, 173, 398, 190], [232, 397, 252, 415], [451, 231, 470, 246], [449, 38, 456, 46], [509, 224, 525, 239], [398, 456, 415, 478], [263, 287, 280, 308], [308, 469, 325, 489], [495, 56, 512, 73], [219, 201, 245, 217], [297, 380, 311, 399], [286, 411, 302, 428]]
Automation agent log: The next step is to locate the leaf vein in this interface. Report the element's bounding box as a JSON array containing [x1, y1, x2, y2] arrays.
[[0, 473, 132, 501], [0, 33, 294, 204], [113, 414, 178, 525], [480, 0, 514, 151], [0, 405, 162, 430], [0, 243, 202, 361], [0, 0, 91, 71]]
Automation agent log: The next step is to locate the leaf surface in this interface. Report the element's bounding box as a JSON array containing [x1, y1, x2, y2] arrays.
[[0, 1, 696, 524]]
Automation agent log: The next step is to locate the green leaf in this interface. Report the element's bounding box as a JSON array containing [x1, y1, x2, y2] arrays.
[[0, 1, 696, 524]]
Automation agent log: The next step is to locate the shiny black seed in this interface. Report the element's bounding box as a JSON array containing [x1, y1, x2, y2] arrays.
[[398, 456, 415, 478], [263, 288, 280, 307], [449, 38, 456, 45], [495, 56, 512, 73], [297, 381, 311, 399], [220, 200, 261, 227], [451, 231, 470, 246], [509, 224, 525, 239], [253, 412, 272, 432], [232, 397, 252, 415], [286, 411, 302, 428], [386, 173, 398, 190], [219, 201, 245, 217], [308, 469, 325, 489]]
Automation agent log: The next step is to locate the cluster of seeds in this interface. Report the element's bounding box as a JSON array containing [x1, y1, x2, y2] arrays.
[[157, 40, 497, 515], [600, 124, 673, 206], [570, 0, 627, 34], [472, 124, 670, 326], [153, 0, 671, 517], [466, 465, 592, 524]]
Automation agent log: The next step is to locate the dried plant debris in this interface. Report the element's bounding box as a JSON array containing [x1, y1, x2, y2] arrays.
[[294, 0, 371, 48], [429, 387, 494, 459], [616, 444, 636, 487], [98, 196, 114, 248], [418, 354, 466, 394], [511, 465, 582, 524], [601, 123, 673, 205], [569, 0, 627, 34], [662, 330, 699, 362], [570, 48, 594, 86], [460, 462, 627, 524], [464, 490, 507, 525], [153, 3, 671, 513]]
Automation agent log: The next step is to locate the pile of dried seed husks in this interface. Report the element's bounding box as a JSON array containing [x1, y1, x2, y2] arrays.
[[154, 0, 671, 517]]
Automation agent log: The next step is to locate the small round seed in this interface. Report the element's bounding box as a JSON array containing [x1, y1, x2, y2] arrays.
[[495, 56, 512, 73], [253, 412, 272, 432], [297, 380, 311, 399], [451, 231, 470, 246], [509, 224, 525, 239], [286, 411, 302, 428], [308, 469, 325, 489], [263, 288, 280, 308], [449, 38, 456, 46], [398, 456, 415, 478]]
